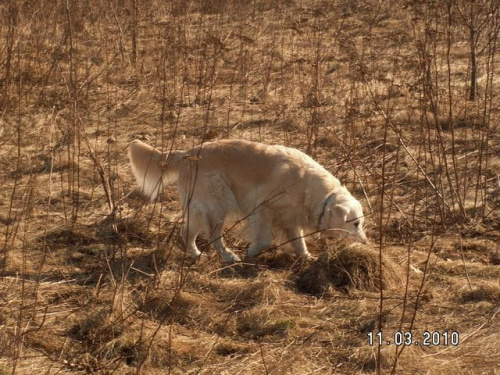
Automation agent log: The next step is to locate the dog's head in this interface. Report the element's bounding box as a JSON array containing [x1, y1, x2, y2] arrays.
[[320, 194, 368, 243]]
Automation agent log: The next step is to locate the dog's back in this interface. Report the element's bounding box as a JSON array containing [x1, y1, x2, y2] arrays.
[[176, 139, 341, 226], [183, 139, 338, 190]]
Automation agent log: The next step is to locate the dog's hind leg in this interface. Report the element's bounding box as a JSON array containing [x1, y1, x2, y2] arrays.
[[246, 211, 273, 258], [284, 227, 312, 258], [181, 204, 204, 261], [209, 223, 241, 264], [203, 205, 241, 264], [182, 225, 201, 261]]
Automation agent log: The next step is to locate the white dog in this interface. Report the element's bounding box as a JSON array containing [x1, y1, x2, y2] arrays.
[[128, 139, 367, 264]]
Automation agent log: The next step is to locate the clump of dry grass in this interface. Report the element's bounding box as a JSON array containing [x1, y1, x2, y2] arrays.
[[236, 306, 295, 339], [139, 288, 225, 330], [217, 276, 296, 309], [96, 215, 155, 245], [296, 241, 402, 295], [490, 251, 500, 265], [460, 283, 500, 303], [42, 227, 97, 248], [214, 339, 254, 357]]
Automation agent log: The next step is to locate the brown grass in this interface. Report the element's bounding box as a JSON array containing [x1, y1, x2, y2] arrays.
[[296, 241, 402, 295], [1, 0, 500, 374]]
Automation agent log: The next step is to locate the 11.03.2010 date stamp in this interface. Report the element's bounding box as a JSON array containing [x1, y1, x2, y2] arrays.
[[367, 331, 459, 347]]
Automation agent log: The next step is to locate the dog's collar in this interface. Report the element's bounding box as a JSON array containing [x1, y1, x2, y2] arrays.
[[318, 192, 335, 228]]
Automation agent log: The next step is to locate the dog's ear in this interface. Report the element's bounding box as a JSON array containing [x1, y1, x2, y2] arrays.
[[333, 204, 349, 223]]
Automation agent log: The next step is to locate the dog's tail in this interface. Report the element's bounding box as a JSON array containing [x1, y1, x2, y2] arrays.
[[128, 140, 184, 201]]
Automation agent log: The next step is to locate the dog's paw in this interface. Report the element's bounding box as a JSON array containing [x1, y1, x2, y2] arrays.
[[299, 252, 316, 263], [305, 254, 317, 262], [185, 252, 206, 266], [222, 252, 241, 265]]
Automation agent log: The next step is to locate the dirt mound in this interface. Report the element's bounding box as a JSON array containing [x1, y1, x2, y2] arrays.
[[296, 241, 402, 295]]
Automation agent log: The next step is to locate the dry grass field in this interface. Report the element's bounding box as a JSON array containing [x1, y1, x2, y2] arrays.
[[1, 0, 499, 374]]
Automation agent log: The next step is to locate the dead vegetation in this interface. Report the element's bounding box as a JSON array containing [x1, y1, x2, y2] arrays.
[[1, 0, 499, 374], [296, 242, 402, 295]]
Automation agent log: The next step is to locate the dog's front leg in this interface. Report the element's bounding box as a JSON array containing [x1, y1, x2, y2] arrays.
[[213, 237, 241, 264], [246, 212, 273, 258], [285, 227, 312, 259]]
